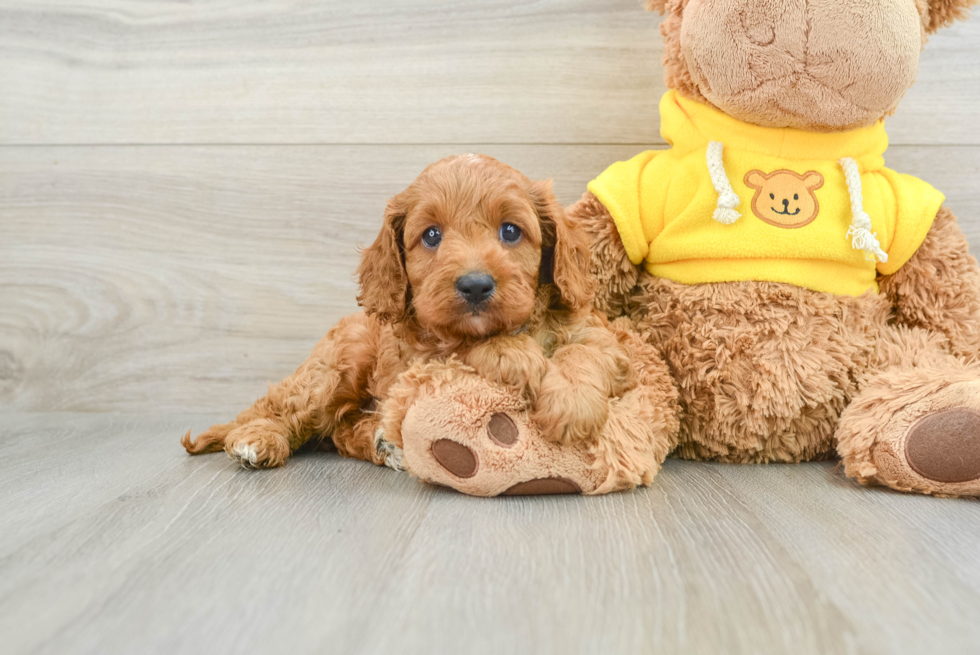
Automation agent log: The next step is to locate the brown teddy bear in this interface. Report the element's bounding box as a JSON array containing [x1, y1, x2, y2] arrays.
[[572, 0, 980, 497], [394, 0, 980, 498]]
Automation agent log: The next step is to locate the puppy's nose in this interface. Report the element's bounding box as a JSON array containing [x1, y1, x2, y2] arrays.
[[456, 273, 496, 305], [782, 198, 790, 207]]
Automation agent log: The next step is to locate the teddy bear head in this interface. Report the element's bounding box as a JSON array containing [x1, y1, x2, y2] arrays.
[[644, 0, 976, 132]]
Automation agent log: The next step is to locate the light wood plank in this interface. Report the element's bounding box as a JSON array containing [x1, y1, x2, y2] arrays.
[[0, 1, 977, 145], [1, 144, 978, 414], [0, 412, 219, 559], [1, 413, 979, 655]]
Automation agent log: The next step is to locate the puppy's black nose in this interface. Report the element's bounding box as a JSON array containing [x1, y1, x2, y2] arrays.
[[782, 198, 790, 207], [456, 273, 496, 305]]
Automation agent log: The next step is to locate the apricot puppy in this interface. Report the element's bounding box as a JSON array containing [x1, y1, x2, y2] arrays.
[[182, 154, 679, 496]]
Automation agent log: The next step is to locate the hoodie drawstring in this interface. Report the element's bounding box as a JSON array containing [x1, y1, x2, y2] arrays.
[[705, 144, 889, 264], [706, 141, 742, 225], [839, 157, 888, 263]]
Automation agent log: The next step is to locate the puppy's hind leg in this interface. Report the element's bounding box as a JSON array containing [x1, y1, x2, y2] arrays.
[[181, 421, 236, 455], [182, 390, 303, 469], [182, 312, 384, 469]]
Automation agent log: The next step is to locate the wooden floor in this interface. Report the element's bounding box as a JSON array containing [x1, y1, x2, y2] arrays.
[[2, 1, 980, 654], [4, 414, 980, 655]]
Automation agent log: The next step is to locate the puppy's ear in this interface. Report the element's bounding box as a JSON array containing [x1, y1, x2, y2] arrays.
[[920, 0, 976, 32], [530, 179, 594, 313], [357, 193, 409, 323]]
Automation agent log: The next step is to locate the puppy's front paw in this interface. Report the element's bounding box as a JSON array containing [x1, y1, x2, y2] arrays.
[[466, 335, 547, 393], [225, 419, 291, 469], [374, 428, 406, 471], [532, 376, 609, 445]]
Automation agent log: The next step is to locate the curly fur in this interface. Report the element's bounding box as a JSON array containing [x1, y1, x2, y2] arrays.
[[183, 155, 677, 482], [643, 0, 705, 108], [569, 191, 638, 319], [921, 0, 979, 32], [879, 206, 980, 359], [630, 273, 889, 463]]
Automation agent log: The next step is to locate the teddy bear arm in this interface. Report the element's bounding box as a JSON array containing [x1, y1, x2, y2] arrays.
[[567, 191, 638, 320], [879, 206, 980, 359]]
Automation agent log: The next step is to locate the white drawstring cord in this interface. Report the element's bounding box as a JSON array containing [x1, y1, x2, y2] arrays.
[[839, 157, 888, 263], [706, 141, 741, 225], [705, 146, 888, 264]]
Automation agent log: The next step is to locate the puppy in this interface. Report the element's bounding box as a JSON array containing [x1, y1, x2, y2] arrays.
[[182, 154, 665, 480]]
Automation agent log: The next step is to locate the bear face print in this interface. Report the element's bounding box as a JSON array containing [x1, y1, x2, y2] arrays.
[[744, 170, 825, 228]]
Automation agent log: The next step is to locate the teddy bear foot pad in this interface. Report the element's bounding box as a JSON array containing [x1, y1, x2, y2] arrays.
[[429, 420, 583, 495], [870, 381, 980, 497], [904, 408, 980, 484], [400, 382, 602, 497]]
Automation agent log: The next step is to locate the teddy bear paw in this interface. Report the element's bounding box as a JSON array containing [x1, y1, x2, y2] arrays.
[[864, 380, 980, 497], [399, 376, 605, 497]]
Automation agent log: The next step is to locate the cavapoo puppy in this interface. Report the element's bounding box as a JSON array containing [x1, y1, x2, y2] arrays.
[[182, 154, 679, 496]]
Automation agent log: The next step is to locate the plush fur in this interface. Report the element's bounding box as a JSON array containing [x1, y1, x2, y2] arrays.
[[567, 0, 980, 497], [182, 155, 679, 495]]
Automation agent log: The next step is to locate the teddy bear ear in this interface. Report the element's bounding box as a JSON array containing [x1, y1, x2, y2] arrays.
[[642, 0, 670, 14], [921, 0, 977, 33], [803, 172, 826, 190], [744, 171, 767, 190]]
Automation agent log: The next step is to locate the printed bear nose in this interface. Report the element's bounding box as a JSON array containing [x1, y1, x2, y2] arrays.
[[456, 273, 496, 305], [782, 198, 790, 207]]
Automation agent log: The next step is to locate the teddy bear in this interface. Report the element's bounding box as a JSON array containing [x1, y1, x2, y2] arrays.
[[571, 0, 980, 497], [391, 0, 980, 498]]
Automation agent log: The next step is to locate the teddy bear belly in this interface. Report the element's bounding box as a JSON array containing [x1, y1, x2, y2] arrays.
[[631, 273, 894, 463]]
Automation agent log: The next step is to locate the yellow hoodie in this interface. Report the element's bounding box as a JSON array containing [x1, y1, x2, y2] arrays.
[[587, 91, 946, 296]]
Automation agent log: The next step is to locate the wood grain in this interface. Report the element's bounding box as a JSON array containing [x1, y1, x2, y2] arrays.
[[2, 144, 978, 414], [2, 413, 979, 655], [2, 4, 980, 652], [0, 0, 977, 146]]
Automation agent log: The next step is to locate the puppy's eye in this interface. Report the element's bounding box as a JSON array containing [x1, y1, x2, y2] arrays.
[[499, 223, 522, 244], [770, 193, 775, 200], [421, 226, 442, 248], [794, 194, 799, 200]]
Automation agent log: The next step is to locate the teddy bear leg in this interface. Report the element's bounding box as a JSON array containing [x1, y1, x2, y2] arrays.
[[836, 327, 980, 497], [379, 358, 676, 497]]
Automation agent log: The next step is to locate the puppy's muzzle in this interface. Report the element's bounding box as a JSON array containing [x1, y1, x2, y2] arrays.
[[456, 272, 496, 306]]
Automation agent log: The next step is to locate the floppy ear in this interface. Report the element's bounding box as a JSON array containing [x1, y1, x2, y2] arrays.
[[356, 193, 409, 324], [529, 179, 594, 313], [920, 0, 976, 32], [744, 171, 767, 190]]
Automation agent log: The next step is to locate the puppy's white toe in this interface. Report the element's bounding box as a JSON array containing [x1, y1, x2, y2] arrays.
[[229, 442, 258, 469], [375, 429, 406, 472]]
